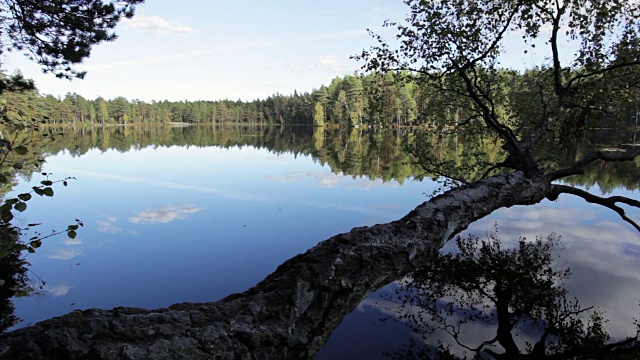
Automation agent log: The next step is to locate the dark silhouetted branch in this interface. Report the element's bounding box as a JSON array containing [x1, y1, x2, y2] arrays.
[[544, 149, 640, 182], [549, 184, 640, 232]]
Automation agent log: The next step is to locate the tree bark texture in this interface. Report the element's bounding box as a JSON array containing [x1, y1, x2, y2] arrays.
[[0, 172, 552, 359]]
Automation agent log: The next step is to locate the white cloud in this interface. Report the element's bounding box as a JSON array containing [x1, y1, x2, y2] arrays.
[[48, 249, 82, 260], [122, 15, 198, 34], [97, 219, 123, 233], [298, 55, 358, 75], [48, 165, 271, 202], [317, 56, 350, 73], [265, 170, 403, 190], [346, 178, 401, 190], [129, 205, 205, 224], [46, 283, 71, 297], [82, 30, 365, 72], [319, 175, 339, 188], [63, 238, 82, 245]]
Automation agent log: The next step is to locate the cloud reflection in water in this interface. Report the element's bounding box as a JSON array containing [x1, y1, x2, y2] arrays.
[[47, 249, 82, 261], [45, 284, 71, 297], [128, 205, 205, 224]]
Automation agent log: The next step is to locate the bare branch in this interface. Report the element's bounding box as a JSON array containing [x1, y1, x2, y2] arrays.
[[549, 184, 640, 232], [565, 60, 640, 90]]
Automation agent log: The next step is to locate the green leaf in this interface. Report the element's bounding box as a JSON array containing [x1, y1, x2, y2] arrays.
[[4, 198, 18, 205], [27, 223, 41, 227], [14, 146, 28, 155], [67, 230, 77, 239], [14, 202, 26, 212], [63, 181, 68, 186], [14, 244, 27, 251], [29, 240, 42, 248], [67, 225, 79, 231], [33, 187, 45, 196], [40, 180, 53, 186], [0, 203, 12, 213], [1, 212, 13, 222], [43, 187, 54, 197], [27, 247, 35, 254], [18, 193, 32, 201]]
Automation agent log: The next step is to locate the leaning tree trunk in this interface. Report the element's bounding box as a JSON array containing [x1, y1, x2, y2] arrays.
[[0, 172, 551, 360]]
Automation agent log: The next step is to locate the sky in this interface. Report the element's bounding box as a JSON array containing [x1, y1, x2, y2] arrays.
[[0, 0, 566, 103], [1, 0, 408, 102]]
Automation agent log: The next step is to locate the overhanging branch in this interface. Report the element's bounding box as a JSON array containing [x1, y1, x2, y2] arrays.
[[544, 149, 640, 182], [549, 184, 640, 232]]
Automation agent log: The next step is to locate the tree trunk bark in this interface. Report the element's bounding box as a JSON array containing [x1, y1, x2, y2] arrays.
[[0, 172, 552, 360]]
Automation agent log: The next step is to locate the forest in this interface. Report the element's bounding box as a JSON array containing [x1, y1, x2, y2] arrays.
[[2, 70, 639, 129]]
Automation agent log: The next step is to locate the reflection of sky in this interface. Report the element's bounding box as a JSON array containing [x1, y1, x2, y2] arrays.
[[10, 145, 435, 331], [9, 144, 640, 358], [321, 190, 640, 358], [128, 205, 205, 224], [45, 284, 71, 297]]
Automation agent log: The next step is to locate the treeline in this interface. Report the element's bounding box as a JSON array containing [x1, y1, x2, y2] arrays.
[[4, 71, 638, 128]]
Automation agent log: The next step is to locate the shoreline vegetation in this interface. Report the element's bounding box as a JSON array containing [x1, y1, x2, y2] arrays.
[[30, 122, 640, 131]]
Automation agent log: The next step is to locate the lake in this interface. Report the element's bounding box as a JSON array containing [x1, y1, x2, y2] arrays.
[[4, 125, 640, 358]]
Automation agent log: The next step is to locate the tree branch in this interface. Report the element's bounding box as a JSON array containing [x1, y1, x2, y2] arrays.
[[549, 184, 640, 232], [549, 3, 568, 101], [544, 148, 640, 182], [565, 61, 640, 91]]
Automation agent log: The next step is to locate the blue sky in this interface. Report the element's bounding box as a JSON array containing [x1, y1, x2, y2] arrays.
[[1, 0, 571, 102], [2, 0, 407, 102]]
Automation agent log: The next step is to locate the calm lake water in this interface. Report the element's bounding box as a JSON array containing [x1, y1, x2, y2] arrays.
[[5, 125, 640, 358]]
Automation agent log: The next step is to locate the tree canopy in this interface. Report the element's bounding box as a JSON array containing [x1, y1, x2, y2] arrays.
[[357, 0, 640, 229], [0, 0, 143, 80]]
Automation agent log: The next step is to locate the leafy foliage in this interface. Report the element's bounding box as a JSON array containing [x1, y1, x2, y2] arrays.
[[0, 113, 82, 250], [356, 0, 640, 177], [0, 0, 143, 79]]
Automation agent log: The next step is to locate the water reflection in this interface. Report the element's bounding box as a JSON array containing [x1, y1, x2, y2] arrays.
[[0, 125, 637, 358], [379, 229, 640, 359], [0, 228, 35, 333], [33, 124, 640, 191], [47, 249, 82, 261], [319, 195, 640, 359], [128, 205, 205, 224], [3, 125, 444, 332]]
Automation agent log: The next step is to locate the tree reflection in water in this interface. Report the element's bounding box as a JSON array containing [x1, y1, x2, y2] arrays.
[[385, 225, 640, 360], [0, 227, 36, 333]]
